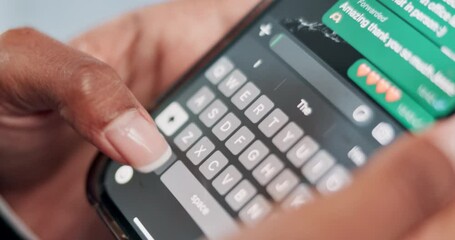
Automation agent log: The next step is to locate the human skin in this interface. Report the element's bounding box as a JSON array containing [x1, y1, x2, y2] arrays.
[[1, 0, 455, 239]]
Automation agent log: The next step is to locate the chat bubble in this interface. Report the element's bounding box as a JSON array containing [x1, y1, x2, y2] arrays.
[[323, 0, 455, 117], [349, 59, 435, 131], [379, 0, 455, 61]]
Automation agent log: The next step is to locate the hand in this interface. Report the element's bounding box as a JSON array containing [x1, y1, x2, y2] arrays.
[[72, 1, 455, 239], [0, 28, 172, 239], [4, 1, 454, 239], [0, 0, 258, 239], [230, 119, 455, 240]]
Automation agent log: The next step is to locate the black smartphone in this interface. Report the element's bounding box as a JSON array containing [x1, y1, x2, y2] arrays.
[[87, 0, 455, 239]]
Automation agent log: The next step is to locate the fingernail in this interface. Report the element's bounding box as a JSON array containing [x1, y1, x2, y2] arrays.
[[105, 110, 172, 173]]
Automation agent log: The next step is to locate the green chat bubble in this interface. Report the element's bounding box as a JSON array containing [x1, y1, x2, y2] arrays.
[[379, 0, 455, 61], [348, 59, 435, 131], [323, 0, 455, 117]]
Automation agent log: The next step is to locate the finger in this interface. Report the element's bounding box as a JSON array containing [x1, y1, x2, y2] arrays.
[[402, 119, 455, 240], [0, 28, 171, 172], [404, 202, 455, 240], [140, 0, 261, 92], [231, 120, 455, 240], [70, 0, 260, 104]]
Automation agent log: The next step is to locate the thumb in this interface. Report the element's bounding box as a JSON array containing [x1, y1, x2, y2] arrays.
[[0, 28, 171, 173]]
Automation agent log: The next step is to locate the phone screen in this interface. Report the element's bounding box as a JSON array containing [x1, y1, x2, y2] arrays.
[[95, 0, 455, 239]]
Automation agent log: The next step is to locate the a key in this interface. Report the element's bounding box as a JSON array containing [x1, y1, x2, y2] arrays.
[[212, 165, 243, 195], [174, 123, 202, 151], [239, 140, 270, 170], [225, 180, 257, 211], [186, 86, 215, 114], [205, 57, 234, 85], [245, 95, 274, 123], [252, 155, 284, 186], [259, 108, 289, 137], [212, 113, 241, 141], [199, 99, 228, 127], [266, 169, 299, 201], [199, 151, 229, 180], [218, 70, 248, 97], [272, 122, 304, 152], [282, 184, 314, 209], [239, 195, 271, 225], [317, 165, 352, 195], [186, 137, 215, 165], [225, 126, 255, 155], [302, 150, 336, 184], [155, 102, 189, 137], [231, 82, 261, 110], [287, 136, 320, 168]]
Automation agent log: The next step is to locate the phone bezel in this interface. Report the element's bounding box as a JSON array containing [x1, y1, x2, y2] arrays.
[[86, 1, 275, 238]]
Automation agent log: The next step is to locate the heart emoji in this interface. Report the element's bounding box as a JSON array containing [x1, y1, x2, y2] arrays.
[[376, 79, 391, 93], [366, 71, 380, 85], [386, 87, 402, 102], [357, 63, 371, 77]]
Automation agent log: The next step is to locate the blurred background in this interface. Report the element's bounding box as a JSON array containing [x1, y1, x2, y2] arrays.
[[0, 0, 164, 41]]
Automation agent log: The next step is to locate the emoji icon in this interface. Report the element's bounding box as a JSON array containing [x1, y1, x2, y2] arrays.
[[357, 63, 371, 77], [330, 12, 343, 23], [376, 79, 391, 94], [366, 71, 380, 85], [385, 87, 402, 102]]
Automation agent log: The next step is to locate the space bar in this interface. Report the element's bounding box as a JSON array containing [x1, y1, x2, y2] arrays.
[[161, 161, 238, 239]]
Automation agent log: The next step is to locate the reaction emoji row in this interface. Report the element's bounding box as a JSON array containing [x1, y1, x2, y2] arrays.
[[357, 63, 402, 103]]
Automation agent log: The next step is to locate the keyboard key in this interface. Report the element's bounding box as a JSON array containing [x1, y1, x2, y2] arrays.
[[199, 99, 228, 127], [266, 169, 299, 201], [199, 151, 229, 180], [186, 137, 215, 165], [348, 146, 367, 167], [156, 102, 189, 136], [225, 180, 257, 211], [272, 122, 304, 152], [372, 122, 395, 146], [302, 150, 336, 184], [287, 136, 320, 168], [205, 57, 234, 85], [239, 140, 270, 170], [231, 82, 261, 110], [252, 155, 284, 186], [239, 195, 271, 225], [186, 86, 215, 114], [213, 165, 243, 195], [259, 108, 289, 137], [245, 95, 274, 123], [225, 126, 255, 155], [212, 113, 241, 141], [161, 161, 238, 239], [218, 70, 248, 97], [282, 184, 314, 210], [173, 123, 202, 151], [317, 165, 352, 195]]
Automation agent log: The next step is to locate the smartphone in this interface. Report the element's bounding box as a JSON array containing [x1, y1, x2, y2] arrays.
[[87, 0, 455, 239]]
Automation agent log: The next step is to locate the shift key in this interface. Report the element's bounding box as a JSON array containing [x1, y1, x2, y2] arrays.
[[161, 161, 238, 239]]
